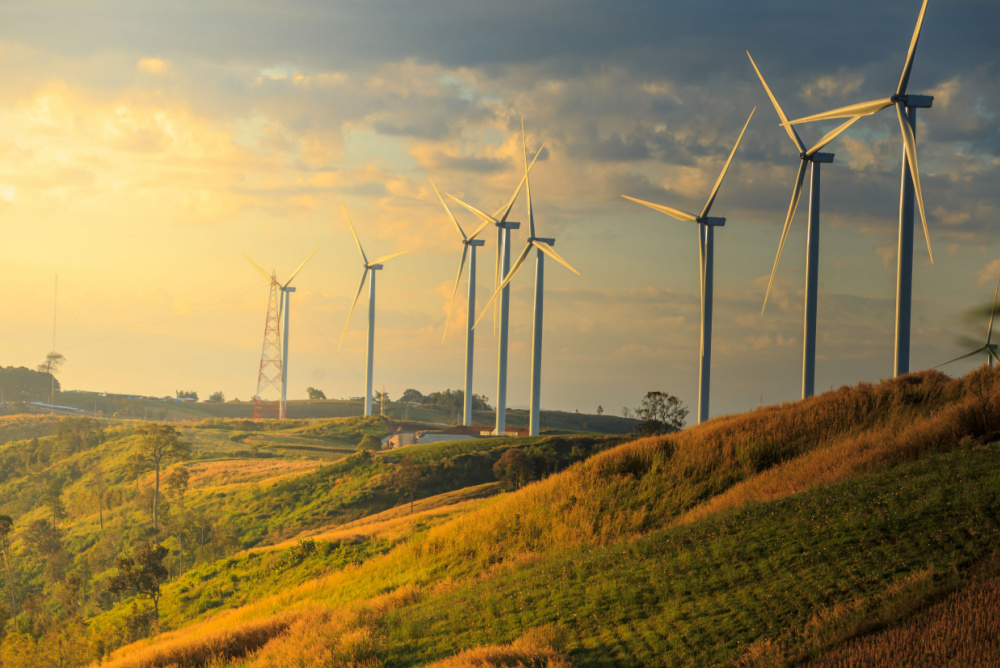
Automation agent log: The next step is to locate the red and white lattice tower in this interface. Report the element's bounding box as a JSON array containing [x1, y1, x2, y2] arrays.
[[252, 275, 283, 420]]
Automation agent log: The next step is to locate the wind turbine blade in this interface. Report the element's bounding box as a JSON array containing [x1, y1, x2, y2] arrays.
[[534, 240, 580, 275], [700, 106, 755, 219], [494, 144, 544, 223], [934, 346, 987, 368], [283, 245, 322, 288], [243, 254, 279, 285], [447, 194, 498, 225], [443, 244, 470, 342], [371, 250, 412, 266], [621, 195, 698, 222], [522, 117, 535, 239], [987, 271, 1000, 345], [762, 161, 809, 314], [805, 116, 863, 157], [432, 180, 466, 241], [897, 0, 930, 96], [339, 270, 369, 351], [473, 243, 532, 330], [785, 98, 893, 125], [747, 51, 804, 154], [896, 101, 933, 264], [468, 219, 491, 241], [342, 200, 368, 265]]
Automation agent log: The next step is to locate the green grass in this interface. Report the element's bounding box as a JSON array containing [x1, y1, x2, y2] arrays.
[[379, 441, 1000, 665]]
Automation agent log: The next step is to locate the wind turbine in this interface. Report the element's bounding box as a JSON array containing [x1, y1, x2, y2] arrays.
[[936, 272, 1000, 369], [433, 180, 491, 426], [472, 120, 580, 436], [782, 0, 934, 377], [338, 202, 411, 417], [446, 143, 544, 436], [622, 108, 755, 424], [748, 51, 862, 399], [244, 246, 321, 419]]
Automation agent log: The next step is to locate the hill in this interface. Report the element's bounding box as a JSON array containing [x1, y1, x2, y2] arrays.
[[1, 368, 999, 665]]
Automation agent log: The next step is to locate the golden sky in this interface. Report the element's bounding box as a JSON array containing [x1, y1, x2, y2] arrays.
[[1, 1, 998, 417]]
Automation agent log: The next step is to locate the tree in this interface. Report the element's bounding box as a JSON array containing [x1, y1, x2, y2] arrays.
[[493, 448, 535, 490], [133, 425, 192, 531], [207, 391, 225, 403], [374, 389, 390, 404], [634, 391, 688, 435], [22, 518, 67, 583], [0, 515, 15, 629], [165, 466, 190, 503], [90, 465, 108, 530], [306, 387, 327, 400], [42, 476, 67, 529], [175, 390, 198, 400], [597, 405, 604, 415], [357, 434, 381, 452], [36, 352, 65, 408], [394, 458, 424, 514], [106, 543, 169, 623], [400, 388, 423, 403]]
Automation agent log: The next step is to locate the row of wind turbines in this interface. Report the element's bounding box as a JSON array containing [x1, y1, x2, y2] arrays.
[[244, 0, 971, 431]]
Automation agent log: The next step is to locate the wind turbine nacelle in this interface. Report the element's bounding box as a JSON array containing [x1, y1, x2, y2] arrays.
[[533, 237, 556, 245], [500, 221, 521, 230], [701, 217, 726, 227], [285, 287, 297, 293], [369, 264, 384, 271], [468, 239, 486, 247], [900, 94, 933, 109]]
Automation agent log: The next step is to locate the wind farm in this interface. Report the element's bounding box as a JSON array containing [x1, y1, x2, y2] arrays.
[[2, 0, 1000, 665]]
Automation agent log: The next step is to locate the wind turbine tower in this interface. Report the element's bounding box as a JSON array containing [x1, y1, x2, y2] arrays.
[[749, 51, 861, 398], [339, 202, 411, 417], [245, 247, 321, 419], [447, 144, 543, 435], [623, 108, 755, 424], [783, 0, 934, 377], [434, 182, 490, 426], [474, 120, 580, 436]]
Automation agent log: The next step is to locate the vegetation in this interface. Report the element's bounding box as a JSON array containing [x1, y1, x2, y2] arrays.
[[2, 368, 999, 666]]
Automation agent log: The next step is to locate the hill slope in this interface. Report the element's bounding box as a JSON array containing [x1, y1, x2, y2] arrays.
[[2, 368, 999, 666]]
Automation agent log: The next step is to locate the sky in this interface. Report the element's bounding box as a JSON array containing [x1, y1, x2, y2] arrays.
[[1, 0, 998, 420]]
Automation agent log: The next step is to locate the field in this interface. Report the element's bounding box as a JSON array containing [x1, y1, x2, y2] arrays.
[[1, 368, 998, 666]]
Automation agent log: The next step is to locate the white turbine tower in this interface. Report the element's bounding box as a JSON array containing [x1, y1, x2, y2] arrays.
[[244, 247, 321, 419], [783, 0, 934, 377], [936, 272, 1000, 369], [446, 144, 544, 436], [433, 181, 491, 426], [472, 120, 580, 436], [622, 108, 755, 424], [749, 51, 862, 399], [338, 202, 411, 417]]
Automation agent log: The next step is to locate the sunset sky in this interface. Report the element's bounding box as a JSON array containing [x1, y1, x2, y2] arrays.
[[1, 0, 998, 419]]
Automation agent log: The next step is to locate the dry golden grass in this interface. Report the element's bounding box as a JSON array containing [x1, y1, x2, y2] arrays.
[[231, 585, 422, 668], [256, 483, 501, 551], [185, 459, 323, 488], [426, 626, 571, 667], [808, 571, 1000, 667], [96, 610, 298, 668]]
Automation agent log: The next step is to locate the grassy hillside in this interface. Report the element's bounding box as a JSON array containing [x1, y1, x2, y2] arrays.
[[3, 368, 999, 666]]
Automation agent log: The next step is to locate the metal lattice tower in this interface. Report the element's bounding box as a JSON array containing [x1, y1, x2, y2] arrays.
[[253, 275, 283, 420]]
